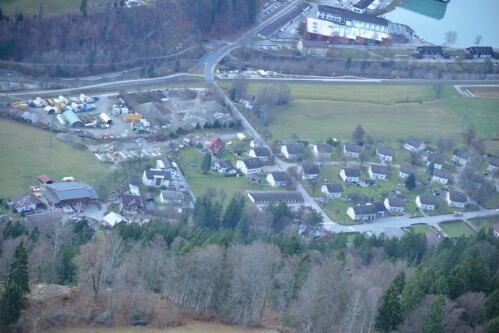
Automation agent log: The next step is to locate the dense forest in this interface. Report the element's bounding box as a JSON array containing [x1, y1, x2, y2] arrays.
[[0, 191, 498, 333], [0, 0, 259, 76]]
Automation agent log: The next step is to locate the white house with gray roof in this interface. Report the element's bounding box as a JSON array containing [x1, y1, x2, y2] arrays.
[[368, 164, 390, 180], [384, 197, 405, 213], [142, 169, 171, 187]]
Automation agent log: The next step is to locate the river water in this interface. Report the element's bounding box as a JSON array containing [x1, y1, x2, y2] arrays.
[[384, 0, 499, 48]]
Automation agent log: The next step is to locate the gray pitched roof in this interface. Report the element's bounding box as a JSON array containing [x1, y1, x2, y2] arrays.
[[400, 165, 417, 174], [314, 143, 333, 153], [301, 163, 320, 175], [386, 197, 405, 207], [43, 182, 99, 204], [343, 168, 361, 177], [145, 169, 171, 180], [121, 194, 142, 207], [418, 195, 437, 205], [242, 158, 264, 169], [216, 159, 235, 169], [448, 191, 467, 203], [269, 171, 290, 182], [10, 194, 39, 207], [252, 147, 271, 157], [453, 148, 470, 159], [352, 205, 377, 215], [405, 136, 424, 148], [377, 146, 395, 157], [317, 5, 389, 26], [344, 143, 362, 153], [370, 164, 390, 175], [433, 168, 451, 179], [248, 191, 304, 204], [324, 183, 343, 193], [284, 143, 305, 155]]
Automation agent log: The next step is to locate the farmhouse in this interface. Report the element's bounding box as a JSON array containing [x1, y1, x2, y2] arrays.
[[343, 143, 362, 158], [404, 136, 426, 152], [142, 169, 171, 187], [160, 190, 184, 205], [452, 148, 470, 165], [340, 168, 361, 183], [321, 183, 343, 198], [247, 191, 304, 205], [399, 165, 417, 179], [249, 147, 272, 162], [415, 195, 437, 211], [8, 195, 40, 214], [239, 93, 256, 109], [446, 191, 468, 208], [298, 163, 320, 180], [311, 143, 333, 159], [267, 171, 290, 187], [206, 137, 226, 156], [376, 146, 395, 162], [432, 168, 452, 185], [347, 205, 377, 221], [236, 158, 263, 175], [487, 157, 499, 172], [384, 197, 405, 213], [368, 164, 390, 180], [281, 143, 305, 160], [215, 160, 237, 175], [43, 182, 99, 208], [121, 193, 142, 214]]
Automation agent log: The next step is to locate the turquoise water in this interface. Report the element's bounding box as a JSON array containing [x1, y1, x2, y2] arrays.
[[384, 0, 499, 48]]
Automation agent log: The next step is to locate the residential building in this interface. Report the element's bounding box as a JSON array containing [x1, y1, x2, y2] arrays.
[[215, 160, 237, 175], [160, 190, 184, 205], [312, 143, 333, 159], [8, 195, 39, 214], [340, 168, 361, 182], [142, 169, 171, 187], [321, 184, 343, 198], [42, 181, 99, 208], [249, 147, 272, 162], [347, 205, 377, 221], [247, 191, 304, 205], [399, 165, 417, 179], [414, 46, 443, 57], [267, 172, 290, 187], [376, 146, 395, 162], [432, 168, 452, 185], [446, 191, 468, 208], [206, 137, 226, 156], [343, 143, 362, 158], [466, 46, 494, 58], [239, 93, 256, 109], [404, 136, 426, 152], [452, 148, 470, 165], [415, 195, 437, 211], [298, 163, 320, 180], [487, 157, 499, 172], [384, 197, 405, 213], [236, 158, 263, 175], [368, 164, 390, 180], [281, 143, 305, 160], [120, 194, 142, 214]]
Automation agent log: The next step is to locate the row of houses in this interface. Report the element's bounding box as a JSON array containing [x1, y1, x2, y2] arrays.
[[347, 190, 469, 221]]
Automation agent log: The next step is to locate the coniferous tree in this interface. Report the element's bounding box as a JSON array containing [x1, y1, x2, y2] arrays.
[[375, 284, 403, 332], [422, 295, 445, 333], [10, 241, 30, 294], [405, 173, 416, 190], [201, 153, 212, 175]]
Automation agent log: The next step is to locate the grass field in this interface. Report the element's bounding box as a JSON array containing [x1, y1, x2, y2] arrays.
[[439, 221, 475, 237], [405, 224, 434, 234], [1, 0, 83, 16], [468, 216, 499, 231], [47, 321, 277, 333], [0, 119, 113, 199], [233, 83, 499, 150]]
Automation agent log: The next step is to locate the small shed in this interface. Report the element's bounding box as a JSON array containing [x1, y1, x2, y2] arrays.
[[62, 110, 84, 128]]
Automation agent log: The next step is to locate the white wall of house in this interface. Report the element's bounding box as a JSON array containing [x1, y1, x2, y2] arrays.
[[321, 186, 341, 198], [376, 152, 393, 162], [431, 175, 448, 184], [340, 170, 359, 182]]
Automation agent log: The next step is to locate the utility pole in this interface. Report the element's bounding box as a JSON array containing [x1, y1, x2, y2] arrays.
[[459, 106, 469, 133], [47, 113, 55, 147]]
